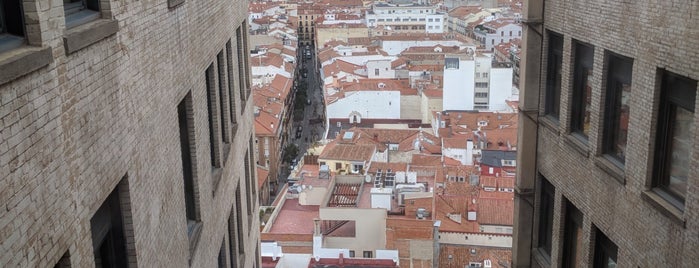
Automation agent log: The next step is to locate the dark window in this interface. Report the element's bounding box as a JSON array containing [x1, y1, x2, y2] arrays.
[[249, 137, 257, 200], [593, 229, 618, 268], [226, 40, 238, 126], [570, 41, 594, 138], [374, 68, 379, 75], [602, 52, 633, 164], [90, 179, 128, 268], [63, 0, 100, 28], [335, 162, 342, 170], [178, 93, 199, 232], [235, 21, 251, 105], [537, 176, 554, 258], [54, 251, 71, 268], [445, 58, 459, 69], [562, 201, 583, 268], [652, 70, 696, 210], [218, 239, 226, 268], [0, 0, 25, 52], [363, 251, 373, 258], [349, 250, 355, 257], [544, 31, 563, 119], [244, 149, 253, 226], [217, 51, 229, 144], [475, 82, 489, 88], [205, 64, 222, 168], [228, 207, 239, 268], [235, 186, 245, 254]]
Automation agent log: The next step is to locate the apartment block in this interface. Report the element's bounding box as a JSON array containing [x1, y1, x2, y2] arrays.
[[366, 0, 446, 34], [514, 0, 698, 267], [0, 0, 259, 267]]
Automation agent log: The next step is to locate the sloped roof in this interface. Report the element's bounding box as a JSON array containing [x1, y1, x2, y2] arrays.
[[319, 142, 375, 162], [480, 150, 516, 167]]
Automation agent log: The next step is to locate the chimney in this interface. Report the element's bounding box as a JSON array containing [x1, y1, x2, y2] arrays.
[[466, 139, 474, 165]]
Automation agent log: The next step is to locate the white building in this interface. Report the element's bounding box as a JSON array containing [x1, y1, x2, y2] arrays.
[[442, 53, 513, 111], [473, 20, 522, 51], [366, 1, 446, 34], [327, 90, 401, 122]]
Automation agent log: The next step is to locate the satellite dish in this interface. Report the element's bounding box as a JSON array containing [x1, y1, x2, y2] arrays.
[[365, 175, 372, 183]]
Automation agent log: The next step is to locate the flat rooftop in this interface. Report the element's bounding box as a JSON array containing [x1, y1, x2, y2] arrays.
[[268, 199, 319, 234]]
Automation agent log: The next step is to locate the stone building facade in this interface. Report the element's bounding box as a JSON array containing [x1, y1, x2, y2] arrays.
[[0, 0, 259, 267], [513, 0, 698, 267]]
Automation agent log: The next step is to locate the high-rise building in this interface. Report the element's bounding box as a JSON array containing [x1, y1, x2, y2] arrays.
[[0, 0, 259, 267], [513, 0, 698, 267]]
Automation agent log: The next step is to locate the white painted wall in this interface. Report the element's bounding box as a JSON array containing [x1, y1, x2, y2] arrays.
[[443, 58, 475, 111], [438, 232, 512, 248], [366, 60, 395, 79], [320, 208, 387, 252], [381, 40, 470, 56], [327, 91, 401, 119], [488, 67, 513, 111]]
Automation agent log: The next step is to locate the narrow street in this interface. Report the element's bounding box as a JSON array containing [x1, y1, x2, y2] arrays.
[[275, 44, 325, 190]]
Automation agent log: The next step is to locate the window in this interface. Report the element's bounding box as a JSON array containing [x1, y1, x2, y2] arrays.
[[64, 0, 100, 28], [218, 239, 226, 268], [537, 176, 554, 258], [593, 229, 618, 268], [428, 18, 433, 22], [652, 70, 696, 209], [205, 64, 223, 169], [0, 0, 25, 52], [335, 162, 342, 170], [476, 73, 480, 78], [217, 51, 230, 144], [236, 23, 251, 105], [226, 40, 238, 128], [228, 206, 239, 268], [363, 251, 373, 258], [570, 41, 594, 138], [244, 149, 253, 227], [90, 176, 134, 268], [349, 250, 355, 257], [544, 31, 563, 119], [235, 186, 245, 255], [178, 93, 201, 240], [501, 31, 504, 36], [602, 52, 633, 164], [445, 58, 459, 69], [562, 201, 583, 268], [483, 73, 488, 78], [374, 68, 379, 75], [509, 31, 512, 36], [475, 82, 488, 88], [54, 251, 71, 268]]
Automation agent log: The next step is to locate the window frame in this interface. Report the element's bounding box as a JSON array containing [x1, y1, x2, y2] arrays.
[[651, 70, 696, 210], [63, 0, 101, 29], [593, 228, 618, 268], [562, 200, 584, 268], [536, 176, 554, 259], [601, 52, 633, 165], [570, 40, 595, 139], [0, 0, 26, 53], [544, 31, 563, 119]]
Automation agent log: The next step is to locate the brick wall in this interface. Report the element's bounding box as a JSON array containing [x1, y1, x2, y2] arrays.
[[0, 0, 259, 267], [515, 0, 699, 267]]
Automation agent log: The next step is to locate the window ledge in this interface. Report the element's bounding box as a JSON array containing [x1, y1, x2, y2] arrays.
[[0, 46, 53, 86], [188, 221, 203, 265], [641, 190, 685, 228], [594, 155, 625, 185], [532, 248, 551, 268], [564, 133, 589, 157], [64, 19, 119, 55], [168, 0, 185, 8], [538, 115, 560, 135]]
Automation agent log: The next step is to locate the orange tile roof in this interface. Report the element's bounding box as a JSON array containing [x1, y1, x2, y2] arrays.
[[439, 244, 512, 268], [447, 6, 483, 18], [367, 162, 408, 174], [422, 89, 442, 98], [257, 166, 270, 188], [319, 141, 375, 162], [476, 198, 514, 226]]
